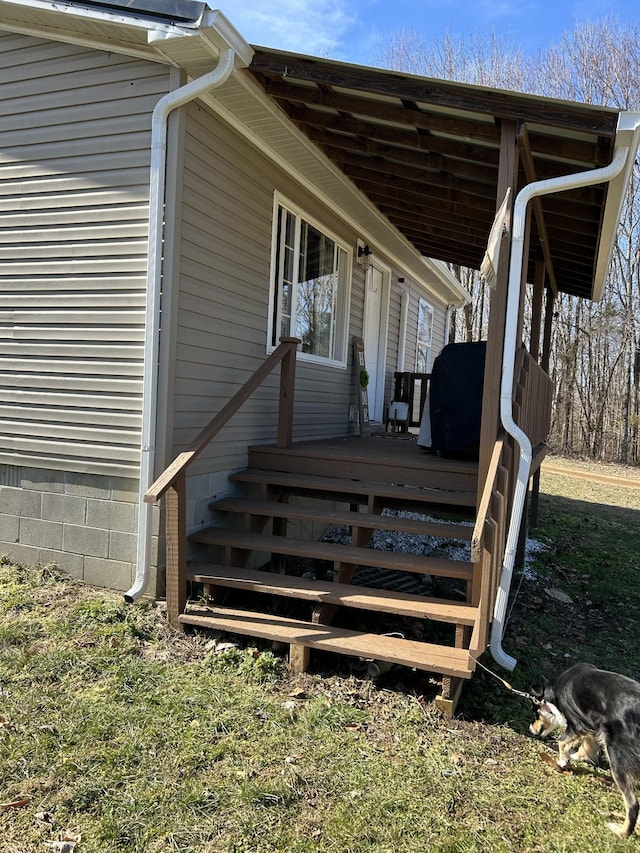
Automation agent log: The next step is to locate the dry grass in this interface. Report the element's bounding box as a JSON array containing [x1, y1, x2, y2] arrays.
[[1, 460, 640, 851]]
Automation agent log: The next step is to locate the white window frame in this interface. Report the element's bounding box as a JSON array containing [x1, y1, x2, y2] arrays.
[[416, 297, 434, 373], [268, 194, 352, 368]]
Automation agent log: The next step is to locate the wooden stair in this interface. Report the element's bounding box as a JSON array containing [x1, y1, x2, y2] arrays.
[[210, 497, 475, 539], [180, 607, 473, 679], [228, 468, 477, 508], [180, 444, 482, 702], [190, 528, 473, 580], [187, 565, 478, 624]]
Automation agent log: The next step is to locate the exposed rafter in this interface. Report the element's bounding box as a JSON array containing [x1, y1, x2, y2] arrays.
[[247, 47, 621, 299], [517, 124, 559, 296]]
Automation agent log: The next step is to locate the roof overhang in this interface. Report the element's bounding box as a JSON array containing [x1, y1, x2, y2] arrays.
[[0, 0, 252, 71], [246, 47, 638, 301], [592, 112, 640, 300]]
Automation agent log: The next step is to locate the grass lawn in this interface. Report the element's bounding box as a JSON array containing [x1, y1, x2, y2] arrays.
[[2, 458, 640, 852]]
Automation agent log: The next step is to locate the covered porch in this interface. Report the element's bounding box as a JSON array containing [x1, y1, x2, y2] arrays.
[[142, 47, 640, 710]]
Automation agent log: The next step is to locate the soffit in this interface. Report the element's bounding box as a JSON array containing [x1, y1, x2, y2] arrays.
[[247, 47, 622, 299], [0, 0, 220, 69]]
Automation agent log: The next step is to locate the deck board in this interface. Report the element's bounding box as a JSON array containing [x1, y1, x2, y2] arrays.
[[210, 497, 474, 540], [179, 606, 474, 678], [189, 528, 473, 580], [248, 433, 478, 493], [187, 563, 478, 623], [252, 433, 477, 471]]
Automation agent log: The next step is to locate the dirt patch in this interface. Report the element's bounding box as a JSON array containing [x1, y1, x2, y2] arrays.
[[542, 455, 640, 489]]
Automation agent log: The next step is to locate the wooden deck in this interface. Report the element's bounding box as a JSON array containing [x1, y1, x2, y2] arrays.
[[175, 428, 484, 711], [246, 432, 479, 503], [250, 430, 478, 473], [144, 340, 552, 714]]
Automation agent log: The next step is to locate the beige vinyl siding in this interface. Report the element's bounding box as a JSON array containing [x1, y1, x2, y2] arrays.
[[0, 32, 170, 476], [170, 101, 364, 479]]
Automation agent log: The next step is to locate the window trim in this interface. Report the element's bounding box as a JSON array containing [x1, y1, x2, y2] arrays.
[[267, 193, 352, 368], [415, 297, 434, 373]]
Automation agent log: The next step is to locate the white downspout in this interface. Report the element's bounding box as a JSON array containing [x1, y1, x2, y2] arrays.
[[490, 143, 635, 670], [396, 289, 409, 371], [125, 47, 236, 603], [445, 291, 469, 344]]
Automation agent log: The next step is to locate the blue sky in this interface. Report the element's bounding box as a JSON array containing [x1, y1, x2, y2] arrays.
[[226, 0, 639, 66]]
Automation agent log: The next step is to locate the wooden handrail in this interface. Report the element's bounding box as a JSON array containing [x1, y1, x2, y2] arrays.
[[468, 349, 551, 662], [471, 434, 505, 563], [468, 433, 506, 660], [514, 347, 553, 449], [145, 337, 300, 503]]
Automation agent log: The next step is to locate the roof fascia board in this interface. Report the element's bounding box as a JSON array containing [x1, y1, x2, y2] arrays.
[[0, 16, 165, 62], [4, 0, 195, 35], [148, 9, 254, 68], [201, 71, 468, 306], [0, 0, 181, 61], [592, 111, 640, 301], [0, 3, 253, 73]]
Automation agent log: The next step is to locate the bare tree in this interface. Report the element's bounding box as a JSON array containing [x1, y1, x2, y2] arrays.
[[376, 28, 534, 92], [378, 19, 640, 463], [376, 28, 534, 346], [539, 18, 640, 461]]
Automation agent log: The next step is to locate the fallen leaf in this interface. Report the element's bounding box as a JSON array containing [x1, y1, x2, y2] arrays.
[[0, 797, 30, 811], [544, 588, 574, 604], [45, 830, 82, 852], [287, 688, 307, 700], [539, 751, 569, 773], [62, 831, 82, 843], [215, 642, 239, 653]]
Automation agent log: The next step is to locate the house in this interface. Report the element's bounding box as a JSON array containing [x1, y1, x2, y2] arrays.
[[1, 0, 639, 708]]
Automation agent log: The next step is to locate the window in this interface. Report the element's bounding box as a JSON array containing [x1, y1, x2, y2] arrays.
[[269, 198, 351, 365], [416, 298, 433, 372]]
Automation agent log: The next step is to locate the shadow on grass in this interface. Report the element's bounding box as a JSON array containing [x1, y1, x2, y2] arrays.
[[458, 487, 640, 729]]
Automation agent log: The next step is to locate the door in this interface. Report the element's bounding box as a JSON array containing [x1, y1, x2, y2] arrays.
[[362, 259, 390, 423]]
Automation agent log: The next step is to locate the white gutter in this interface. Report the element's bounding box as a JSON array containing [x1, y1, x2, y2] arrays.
[[490, 113, 640, 670], [125, 47, 237, 603], [428, 257, 470, 307]]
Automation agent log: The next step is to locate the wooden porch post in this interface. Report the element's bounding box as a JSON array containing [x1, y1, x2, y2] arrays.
[[541, 287, 554, 373], [520, 259, 546, 540], [277, 336, 298, 449], [477, 120, 520, 503], [165, 472, 187, 630], [530, 286, 556, 528]]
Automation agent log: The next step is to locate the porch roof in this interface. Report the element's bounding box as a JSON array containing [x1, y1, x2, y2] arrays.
[[247, 47, 624, 301]]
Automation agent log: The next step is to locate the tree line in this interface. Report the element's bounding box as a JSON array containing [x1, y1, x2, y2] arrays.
[[378, 19, 640, 464]]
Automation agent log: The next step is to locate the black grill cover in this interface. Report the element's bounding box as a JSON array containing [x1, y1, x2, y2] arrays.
[[429, 341, 486, 459]]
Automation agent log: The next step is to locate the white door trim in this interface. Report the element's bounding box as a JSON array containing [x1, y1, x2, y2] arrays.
[[363, 257, 391, 423]]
